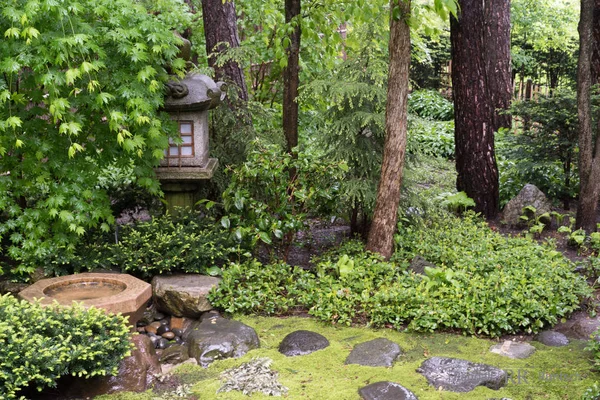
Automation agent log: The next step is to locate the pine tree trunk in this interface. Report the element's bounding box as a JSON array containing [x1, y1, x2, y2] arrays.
[[201, 0, 248, 101], [575, 0, 600, 233], [283, 0, 301, 154], [366, 0, 411, 259], [450, 0, 512, 219]]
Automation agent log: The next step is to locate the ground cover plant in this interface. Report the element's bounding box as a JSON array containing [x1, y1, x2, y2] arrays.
[[96, 316, 600, 400], [209, 211, 591, 337], [0, 294, 131, 399]]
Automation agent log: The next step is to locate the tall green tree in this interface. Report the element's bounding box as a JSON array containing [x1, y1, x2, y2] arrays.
[[575, 0, 600, 232], [450, 0, 512, 219], [0, 0, 190, 274]]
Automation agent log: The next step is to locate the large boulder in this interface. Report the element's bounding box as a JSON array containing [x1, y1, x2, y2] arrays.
[[278, 330, 330, 357], [416, 357, 507, 392], [358, 381, 418, 400], [152, 274, 220, 318], [502, 184, 552, 226], [345, 338, 402, 367], [183, 316, 259, 367]]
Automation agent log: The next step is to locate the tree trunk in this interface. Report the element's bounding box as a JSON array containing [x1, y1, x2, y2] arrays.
[[450, 0, 512, 219], [575, 0, 600, 233], [366, 0, 411, 259], [283, 0, 301, 154], [201, 0, 248, 101]]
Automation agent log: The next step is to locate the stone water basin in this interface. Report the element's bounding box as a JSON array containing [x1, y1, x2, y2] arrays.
[[18, 273, 151, 325]]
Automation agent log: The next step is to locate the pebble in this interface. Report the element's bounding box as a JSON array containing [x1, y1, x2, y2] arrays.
[[157, 338, 169, 349], [157, 324, 171, 336], [158, 318, 170, 326], [171, 328, 183, 337], [174, 336, 184, 345], [145, 325, 158, 334], [136, 326, 146, 333], [154, 312, 165, 321], [162, 331, 175, 340]]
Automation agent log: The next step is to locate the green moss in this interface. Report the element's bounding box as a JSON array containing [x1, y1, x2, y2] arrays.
[[96, 316, 598, 399], [177, 316, 599, 399]]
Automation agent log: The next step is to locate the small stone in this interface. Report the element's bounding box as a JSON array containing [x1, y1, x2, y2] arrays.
[[145, 325, 158, 335], [159, 344, 189, 364], [158, 318, 170, 326], [154, 312, 165, 321], [174, 337, 184, 345], [157, 338, 169, 349], [162, 332, 175, 340], [490, 341, 536, 359], [345, 338, 402, 367], [278, 330, 329, 357], [358, 381, 418, 400], [172, 328, 183, 337], [136, 326, 146, 333], [147, 334, 160, 347], [157, 324, 171, 336], [170, 317, 185, 330], [536, 331, 569, 347], [200, 310, 221, 321]]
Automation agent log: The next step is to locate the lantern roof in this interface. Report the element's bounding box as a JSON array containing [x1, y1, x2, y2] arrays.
[[163, 73, 225, 112]]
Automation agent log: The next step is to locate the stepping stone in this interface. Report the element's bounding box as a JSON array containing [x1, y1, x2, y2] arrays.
[[536, 331, 569, 347], [152, 274, 220, 318], [416, 357, 507, 392], [278, 330, 329, 357], [183, 317, 259, 367], [345, 338, 402, 367], [490, 341, 536, 359], [359, 381, 418, 400]]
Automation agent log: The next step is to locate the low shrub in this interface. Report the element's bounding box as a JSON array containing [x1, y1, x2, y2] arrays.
[[408, 89, 454, 121], [586, 328, 600, 371], [209, 213, 590, 337], [407, 117, 454, 159], [0, 294, 131, 399]]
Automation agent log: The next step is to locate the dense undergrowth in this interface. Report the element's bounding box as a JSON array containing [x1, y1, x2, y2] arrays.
[[209, 211, 591, 337]]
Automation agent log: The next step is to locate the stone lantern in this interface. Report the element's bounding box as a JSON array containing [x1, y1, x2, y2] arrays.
[[154, 74, 224, 213]]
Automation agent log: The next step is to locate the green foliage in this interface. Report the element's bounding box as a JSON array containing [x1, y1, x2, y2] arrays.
[[0, 0, 192, 276], [585, 329, 600, 372], [210, 213, 589, 337], [407, 89, 454, 121], [498, 92, 585, 206], [435, 191, 475, 214], [218, 140, 346, 254], [407, 116, 454, 159], [582, 383, 600, 400], [0, 294, 131, 399]]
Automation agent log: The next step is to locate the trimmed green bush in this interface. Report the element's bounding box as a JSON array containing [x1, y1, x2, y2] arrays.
[[209, 213, 590, 337], [408, 89, 454, 121], [0, 294, 132, 399]]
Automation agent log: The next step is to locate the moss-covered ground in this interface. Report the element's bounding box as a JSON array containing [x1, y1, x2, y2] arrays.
[[98, 315, 600, 400]]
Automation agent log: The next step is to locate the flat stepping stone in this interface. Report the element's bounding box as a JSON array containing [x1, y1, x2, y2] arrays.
[[536, 331, 569, 347], [490, 341, 535, 359], [345, 338, 402, 367], [416, 357, 507, 392], [359, 381, 418, 400], [278, 330, 329, 356], [183, 317, 259, 367]]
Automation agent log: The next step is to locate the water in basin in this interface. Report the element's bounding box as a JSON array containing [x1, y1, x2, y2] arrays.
[[44, 281, 126, 301]]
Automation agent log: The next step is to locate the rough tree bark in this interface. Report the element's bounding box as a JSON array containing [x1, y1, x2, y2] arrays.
[[283, 0, 301, 154], [201, 0, 248, 101], [575, 0, 600, 232], [366, 0, 411, 259], [450, 0, 512, 219]]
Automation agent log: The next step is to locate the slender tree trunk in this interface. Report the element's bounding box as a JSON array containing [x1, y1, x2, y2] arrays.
[[450, 0, 512, 219], [283, 0, 301, 154], [575, 0, 600, 232], [366, 0, 411, 259], [201, 0, 248, 101]]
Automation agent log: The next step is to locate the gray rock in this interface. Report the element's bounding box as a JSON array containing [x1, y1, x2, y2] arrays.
[[416, 357, 507, 392], [358, 381, 418, 400], [278, 330, 330, 357], [408, 256, 435, 275], [183, 318, 259, 367], [536, 331, 569, 347], [502, 184, 552, 226], [345, 338, 402, 367], [152, 274, 220, 318], [159, 344, 190, 364], [490, 341, 536, 359]]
